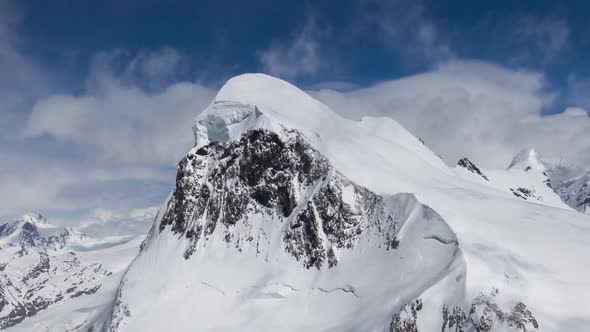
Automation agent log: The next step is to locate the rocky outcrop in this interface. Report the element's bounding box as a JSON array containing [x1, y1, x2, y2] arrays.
[[509, 187, 541, 201], [457, 158, 489, 181], [159, 128, 415, 268], [390, 289, 538, 332], [389, 299, 423, 332]]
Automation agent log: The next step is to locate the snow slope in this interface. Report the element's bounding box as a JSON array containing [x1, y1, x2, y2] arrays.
[[98, 74, 590, 332]]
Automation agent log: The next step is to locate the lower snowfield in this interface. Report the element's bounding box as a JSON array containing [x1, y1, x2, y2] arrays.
[[108, 195, 464, 331], [98, 74, 590, 331]]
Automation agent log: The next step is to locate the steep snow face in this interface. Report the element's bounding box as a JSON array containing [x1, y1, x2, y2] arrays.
[[555, 170, 590, 214], [0, 214, 142, 331], [104, 74, 590, 332], [105, 128, 466, 332]]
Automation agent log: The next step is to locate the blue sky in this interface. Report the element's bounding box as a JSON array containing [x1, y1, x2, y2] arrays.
[[2, 0, 590, 227], [14, 0, 590, 91]]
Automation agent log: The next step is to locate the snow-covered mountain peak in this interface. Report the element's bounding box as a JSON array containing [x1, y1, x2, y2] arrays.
[[17, 212, 47, 225], [215, 73, 330, 121], [193, 73, 336, 151], [507, 147, 548, 173], [193, 73, 453, 192], [98, 74, 564, 332]]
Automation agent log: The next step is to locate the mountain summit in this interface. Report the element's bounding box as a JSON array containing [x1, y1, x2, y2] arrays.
[[507, 147, 549, 172], [504, 148, 590, 214]]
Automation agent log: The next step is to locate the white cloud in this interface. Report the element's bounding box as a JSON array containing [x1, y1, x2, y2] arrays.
[[0, 155, 77, 216], [124, 47, 186, 84], [78, 205, 159, 237], [87, 47, 190, 91], [23, 54, 215, 166], [513, 17, 569, 63], [0, 0, 50, 137], [3, 48, 215, 223], [566, 75, 590, 111], [258, 15, 326, 79], [0, 150, 173, 221], [312, 60, 590, 172], [357, 0, 452, 62]]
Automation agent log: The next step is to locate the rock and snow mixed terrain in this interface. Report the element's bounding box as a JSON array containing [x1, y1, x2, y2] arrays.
[[554, 171, 590, 215], [456, 147, 590, 215], [3, 73, 590, 331], [454, 149, 567, 210], [0, 213, 142, 331]]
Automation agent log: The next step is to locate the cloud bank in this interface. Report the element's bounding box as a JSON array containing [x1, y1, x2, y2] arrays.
[[312, 60, 590, 172], [1, 48, 215, 222]]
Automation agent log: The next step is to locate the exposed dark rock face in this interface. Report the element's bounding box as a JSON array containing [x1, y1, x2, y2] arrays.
[[391, 290, 538, 332], [442, 304, 468, 332], [457, 158, 489, 181], [541, 172, 553, 189], [469, 289, 538, 332], [510, 188, 540, 201], [505, 302, 539, 331], [389, 299, 423, 332], [158, 128, 408, 268], [439, 290, 538, 332]]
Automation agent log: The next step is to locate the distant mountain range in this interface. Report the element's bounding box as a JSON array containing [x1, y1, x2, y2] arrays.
[[0, 213, 143, 331]]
